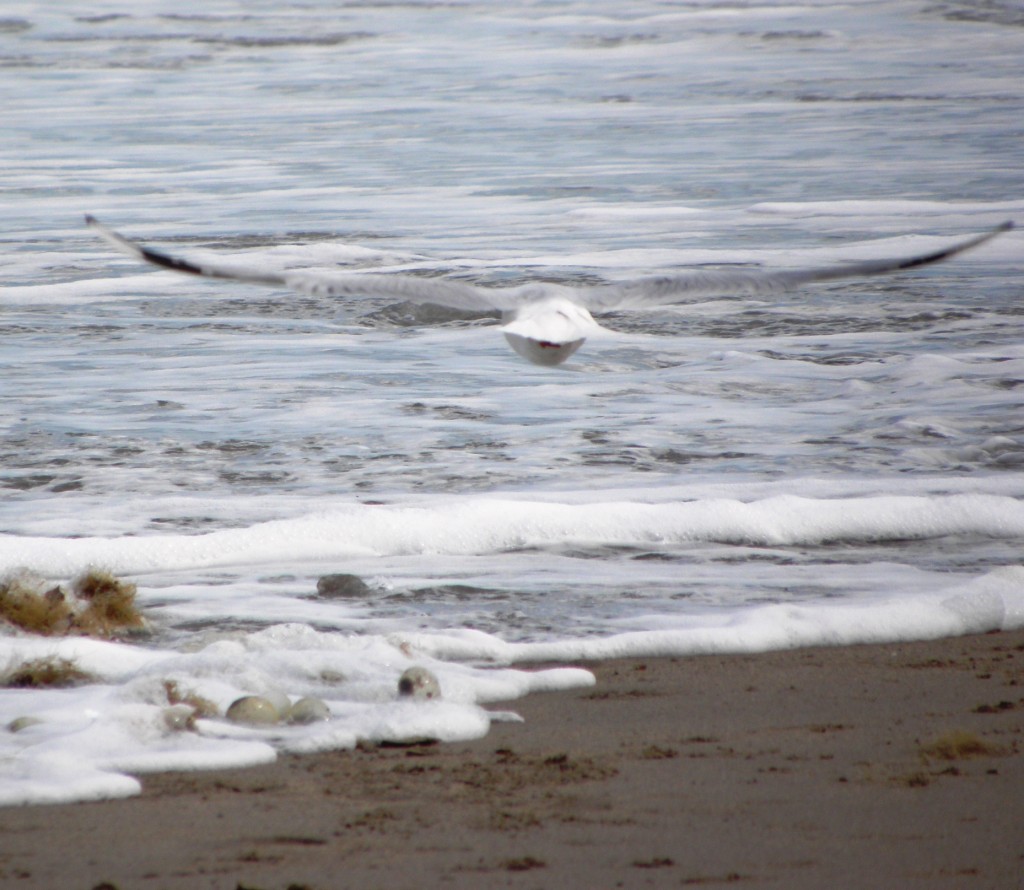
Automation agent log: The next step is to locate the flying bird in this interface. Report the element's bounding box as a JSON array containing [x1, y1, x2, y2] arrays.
[[86, 215, 1012, 366]]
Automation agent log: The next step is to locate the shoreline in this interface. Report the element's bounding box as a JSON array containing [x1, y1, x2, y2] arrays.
[[1, 630, 1022, 889]]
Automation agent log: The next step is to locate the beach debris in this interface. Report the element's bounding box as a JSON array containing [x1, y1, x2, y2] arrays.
[[315, 573, 373, 599], [632, 857, 675, 870], [502, 856, 546, 872], [226, 695, 281, 725], [397, 666, 441, 700], [640, 744, 679, 760], [0, 573, 72, 635], [0, 569, 146, 638], [285, 696, 331, 725], [71, 570, 147, 636], [7, 716, 44, 733], [163, 680, 218, 719], [919, 730, 1005, 761], [372, 736, 440, 749], [972, 700, 1017, 714], [162, 705, 198, 732], [1, 656, 95, 688]]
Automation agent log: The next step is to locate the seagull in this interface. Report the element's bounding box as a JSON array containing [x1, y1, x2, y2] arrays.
[[85, 215, 1012, 366]]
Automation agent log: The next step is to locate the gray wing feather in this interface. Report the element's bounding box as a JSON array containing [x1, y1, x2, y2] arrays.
[[279, 269, 514, 311], [577, 222, 1013, 312], [85, 215, 515, 312]]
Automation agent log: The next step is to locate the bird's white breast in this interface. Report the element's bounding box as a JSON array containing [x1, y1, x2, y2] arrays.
[[500, 297, 597, 366]]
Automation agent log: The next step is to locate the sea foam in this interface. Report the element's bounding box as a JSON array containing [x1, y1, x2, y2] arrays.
[[3, 492, 1022, 576]]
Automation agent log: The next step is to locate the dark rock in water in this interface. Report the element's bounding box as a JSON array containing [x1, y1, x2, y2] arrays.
[[316, 573, 373, 599]]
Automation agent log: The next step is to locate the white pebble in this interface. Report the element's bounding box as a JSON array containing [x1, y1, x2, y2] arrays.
[[285, 697, 331, 725], [397, 666, 441, 700], [226, 695, 280, 725], [261, 688, 292, 715]]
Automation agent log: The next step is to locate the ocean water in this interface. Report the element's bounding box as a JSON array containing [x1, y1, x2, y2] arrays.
[[2, 0, 1023, 806]]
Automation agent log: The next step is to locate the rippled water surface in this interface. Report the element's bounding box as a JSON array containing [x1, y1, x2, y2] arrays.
[[4, 0, 1024, 634], [1, 0, 1023, 804]]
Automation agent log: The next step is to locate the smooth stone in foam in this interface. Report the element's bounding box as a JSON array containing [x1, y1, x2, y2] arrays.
[[285, 696, 331, 725], [398, 666, 441, 700], [226, 695, 280, 726]]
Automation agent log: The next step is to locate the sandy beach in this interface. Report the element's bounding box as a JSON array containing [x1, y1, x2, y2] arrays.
[[1, 629, 1022, 890]]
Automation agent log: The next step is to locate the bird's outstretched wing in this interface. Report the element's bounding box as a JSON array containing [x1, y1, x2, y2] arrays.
[[85, 215, 520, 312], [87, 215, 1013, 317], [577, 222, 1013, 312]]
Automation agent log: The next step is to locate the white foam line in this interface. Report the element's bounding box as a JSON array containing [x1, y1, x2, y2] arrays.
[[397, 567, 1024, 663], [2, 493, 1022, 578]]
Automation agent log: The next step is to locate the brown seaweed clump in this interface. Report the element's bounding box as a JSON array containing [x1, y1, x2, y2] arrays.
[[163, 680, 219, 719], [71, 570, 146, 637], [1, 656, 95, 689], [0, 575, 72, 636], [0, 569, 147, 638]]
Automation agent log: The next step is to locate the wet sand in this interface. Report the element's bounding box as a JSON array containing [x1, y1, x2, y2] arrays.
[[1, 629, 1022, 889]]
